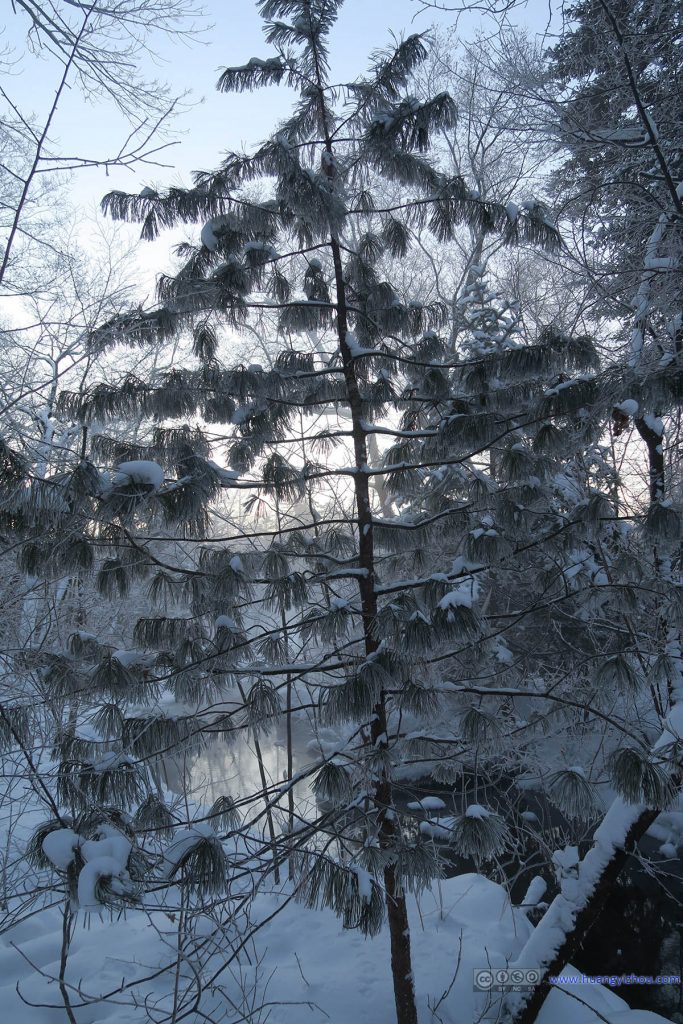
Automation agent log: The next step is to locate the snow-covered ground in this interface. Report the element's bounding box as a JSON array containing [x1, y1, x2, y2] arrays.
[[0, 872, 673, 1023]]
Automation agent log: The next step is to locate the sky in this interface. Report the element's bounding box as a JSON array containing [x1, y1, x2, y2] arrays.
[[2, 0, 556, 294]]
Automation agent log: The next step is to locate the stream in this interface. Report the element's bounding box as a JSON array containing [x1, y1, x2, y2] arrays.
[[187, 718, 683, 1021]]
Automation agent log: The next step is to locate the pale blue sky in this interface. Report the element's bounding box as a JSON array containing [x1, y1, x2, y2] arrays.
[[3, 0, 554, 289], [4, 0, 553, 199]]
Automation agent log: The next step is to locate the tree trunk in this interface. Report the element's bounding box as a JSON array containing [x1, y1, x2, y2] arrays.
[[329, 231, 419, 1024], [235, 680, 280, 886], [307, 18, 419, 1014], [511, 807, 658, 1024], [385, 863, 418, 1024], [635, 415, 665, 503]]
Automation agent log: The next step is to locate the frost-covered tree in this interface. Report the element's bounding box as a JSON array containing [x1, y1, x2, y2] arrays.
[[547, 0, 682, 324], [12, 5, 558, 1019], [2, 3, 683, 1023], [543, 0, 683, 515], [0, 0, 206, 293]]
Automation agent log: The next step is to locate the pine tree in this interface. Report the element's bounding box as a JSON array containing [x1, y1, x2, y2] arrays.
[[57, 4, 556, 1018]]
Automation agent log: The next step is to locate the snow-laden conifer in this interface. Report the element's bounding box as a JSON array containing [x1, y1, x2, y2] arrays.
[[6, 3, 682, 1022]]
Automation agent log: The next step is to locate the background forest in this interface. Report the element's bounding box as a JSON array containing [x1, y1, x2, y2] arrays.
[[1, 2, 682, 1023]]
